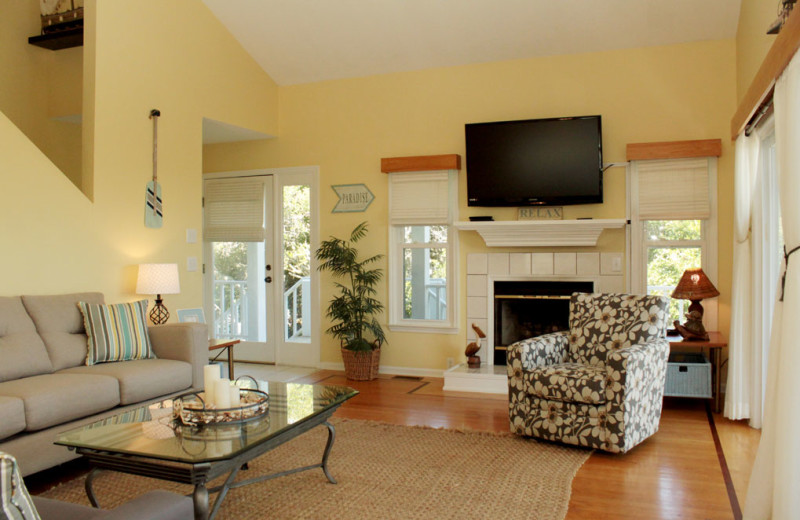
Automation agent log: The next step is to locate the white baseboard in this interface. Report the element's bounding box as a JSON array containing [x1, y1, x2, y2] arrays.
[[318, 362, 444, 378]]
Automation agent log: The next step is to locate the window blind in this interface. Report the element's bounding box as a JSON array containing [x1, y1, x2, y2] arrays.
[[389, 171, 451, 225], [637, 158, 711, 220], [203, 177, 266, 242]]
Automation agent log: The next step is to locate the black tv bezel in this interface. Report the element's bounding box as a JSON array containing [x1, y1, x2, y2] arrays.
[[465, 115, 603, 207]]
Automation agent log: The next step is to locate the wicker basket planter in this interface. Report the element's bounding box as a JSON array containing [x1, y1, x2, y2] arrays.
[[341, 347, 381, 381]]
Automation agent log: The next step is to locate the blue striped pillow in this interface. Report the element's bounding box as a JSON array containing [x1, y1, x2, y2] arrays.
[[0, 452, 40, 520], [78, 300, 155, 365]]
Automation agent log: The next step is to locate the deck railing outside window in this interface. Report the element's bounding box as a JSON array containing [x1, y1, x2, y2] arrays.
[[285, 276, 311, 341], [213, 280, 249, 340]]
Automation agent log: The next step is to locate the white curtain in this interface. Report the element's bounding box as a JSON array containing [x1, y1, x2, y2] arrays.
[[743, 51, 800, 519], [749, 129, 781, 430], [725, 133, 760, 421]]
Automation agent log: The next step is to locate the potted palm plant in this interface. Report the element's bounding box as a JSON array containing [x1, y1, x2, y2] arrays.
[[316, 222, 386, 380]]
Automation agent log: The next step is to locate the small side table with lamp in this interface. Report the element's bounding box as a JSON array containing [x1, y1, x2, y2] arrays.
[[669, 267, 726, 412]]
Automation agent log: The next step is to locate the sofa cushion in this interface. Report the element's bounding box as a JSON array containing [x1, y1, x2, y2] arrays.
[[0, 297, 54, 383], [59, 359, 191, 405], [524, 363, 607, 405], [78, 300, 154, 366], [22, 292, 105, 371], [0, 374, 120, 431], [0, 397, 26, 441]]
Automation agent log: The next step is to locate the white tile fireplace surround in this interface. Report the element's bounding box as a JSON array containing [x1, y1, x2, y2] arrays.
[[443, 251, 624, 394]]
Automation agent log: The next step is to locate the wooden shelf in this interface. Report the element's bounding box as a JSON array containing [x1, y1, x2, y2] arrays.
[[454, 219, 626, 247], [28, 28, 83, 50]]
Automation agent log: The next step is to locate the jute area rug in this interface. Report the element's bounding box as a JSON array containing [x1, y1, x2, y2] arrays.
[[42, 419, 591, 520]]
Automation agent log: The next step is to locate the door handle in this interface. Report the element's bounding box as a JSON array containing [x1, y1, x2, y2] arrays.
[[265, 276, 272, 283]]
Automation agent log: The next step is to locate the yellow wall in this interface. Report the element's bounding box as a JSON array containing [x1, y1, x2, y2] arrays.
[[204, 40, 737, 371], [0, 0, 83, 188], [736, 0, 781, 102], [0, 1, 278, 313]]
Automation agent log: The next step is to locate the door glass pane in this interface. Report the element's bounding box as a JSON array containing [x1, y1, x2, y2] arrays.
[[403, 247, 447, 320], [282, 185, 311, 342], [644, 220, 701, 241], [646, 246, 701, 324], [212, 241, 266, 341]]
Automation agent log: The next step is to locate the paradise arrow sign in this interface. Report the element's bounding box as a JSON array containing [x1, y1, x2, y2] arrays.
[[332, 184, 374, 213]]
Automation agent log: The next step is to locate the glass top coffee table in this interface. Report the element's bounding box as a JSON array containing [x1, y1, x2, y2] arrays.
[[56, 380, 358, 520]]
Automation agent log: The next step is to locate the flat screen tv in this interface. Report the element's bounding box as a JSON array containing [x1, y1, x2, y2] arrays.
[[465, 115, 603, 207]]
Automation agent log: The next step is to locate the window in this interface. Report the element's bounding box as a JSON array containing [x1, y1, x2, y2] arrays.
[[629, 158, 718, 328], [401, 225, 448, 320], [282, 184, 311, 342], [643, 220, 705, 324], [388, 171, 458, 332]]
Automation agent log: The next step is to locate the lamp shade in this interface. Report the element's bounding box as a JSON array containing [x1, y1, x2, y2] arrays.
[[670, 268, 719, 300], [136, 263, 180, 295]]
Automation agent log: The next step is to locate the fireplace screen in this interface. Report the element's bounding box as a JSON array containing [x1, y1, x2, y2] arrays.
[[493, 281, 593, 365]]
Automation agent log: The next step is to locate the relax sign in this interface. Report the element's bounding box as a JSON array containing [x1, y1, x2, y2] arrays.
[[518, 207, 563, 220]]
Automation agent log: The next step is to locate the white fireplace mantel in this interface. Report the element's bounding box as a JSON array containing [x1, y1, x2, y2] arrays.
[[454, 219, 626, 247]]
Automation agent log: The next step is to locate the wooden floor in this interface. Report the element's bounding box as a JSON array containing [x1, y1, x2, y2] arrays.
[[294, 370, 761, 520], [27, 368, 761, 519]]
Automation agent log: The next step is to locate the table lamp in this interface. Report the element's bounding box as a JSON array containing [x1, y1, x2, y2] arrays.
[[136, 263, 180, 325], [670, 267, 719, 341]]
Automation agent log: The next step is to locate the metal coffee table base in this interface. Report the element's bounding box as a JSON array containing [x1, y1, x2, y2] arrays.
[[78, 415, 339, 520]]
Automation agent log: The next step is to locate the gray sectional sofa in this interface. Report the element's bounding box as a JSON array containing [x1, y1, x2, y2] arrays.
[[0, 292, 207, 476]]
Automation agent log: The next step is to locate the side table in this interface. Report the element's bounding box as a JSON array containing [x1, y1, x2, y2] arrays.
[[208, 338, 241, 379], [668, 331, 727, 413]]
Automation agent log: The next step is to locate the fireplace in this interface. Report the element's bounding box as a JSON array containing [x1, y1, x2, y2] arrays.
[[493, 280, 593, 365]]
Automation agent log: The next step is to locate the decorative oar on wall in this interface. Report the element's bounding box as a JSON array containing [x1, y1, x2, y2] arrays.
[[145, 109, 163, 228]]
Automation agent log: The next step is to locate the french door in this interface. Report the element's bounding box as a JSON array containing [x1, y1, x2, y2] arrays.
[[202, 168, 319, 367], [203, 175, 276, 362]]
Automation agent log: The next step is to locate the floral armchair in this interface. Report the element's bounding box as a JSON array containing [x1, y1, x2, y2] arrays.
[[507, 292, 670, 453]]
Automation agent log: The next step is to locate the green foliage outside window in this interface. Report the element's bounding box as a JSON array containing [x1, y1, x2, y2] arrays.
[[213, 242, 248, 281], [283, 185, 311, 291], [645, 220, 702, 323]]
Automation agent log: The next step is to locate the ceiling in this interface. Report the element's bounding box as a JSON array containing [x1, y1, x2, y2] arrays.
[[202, 0, 742, 86]]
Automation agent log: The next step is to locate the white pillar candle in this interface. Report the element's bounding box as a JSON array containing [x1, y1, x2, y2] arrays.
[[203, 365, 220, 407], [229, 384, 240, 407], [214, 379, 231, 409]]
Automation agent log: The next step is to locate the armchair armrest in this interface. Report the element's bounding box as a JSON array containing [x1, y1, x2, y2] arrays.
[[604, 338, 670, 452], [99, 491, 193, 520], [507, 330, 569, 386], [605, 338, 670, 391], [34, 491, 192, 520], [148, 323, 208, 389], [507, 331, 570, 372]]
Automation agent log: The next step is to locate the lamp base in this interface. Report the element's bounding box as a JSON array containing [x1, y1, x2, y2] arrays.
[[149, 295, 170, 325], [687, 299, 705, 318], [673, 319, 709, 342]]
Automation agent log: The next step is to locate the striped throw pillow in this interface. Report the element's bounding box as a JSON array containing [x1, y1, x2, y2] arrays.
[[0, 452, 40, 520], [78, 300, 155, 365]]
